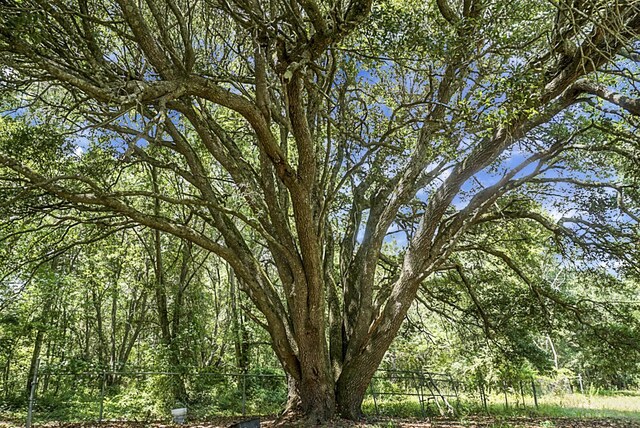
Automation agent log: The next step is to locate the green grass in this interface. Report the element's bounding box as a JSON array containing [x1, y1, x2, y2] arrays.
[[520, 397, 638, 420], [480, 392, 640, 420], [2, 390, 639, 425], [361, 392, 640, 421]]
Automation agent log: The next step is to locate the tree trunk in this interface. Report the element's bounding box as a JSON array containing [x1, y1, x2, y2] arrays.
[[26, 328, 44, 397], [282, 368, 335, 424], [151, 166, 188, 402], [229, 267, 249, 371], [273, 303, 336, 423], [26, 295, 53, 397], [335, 357, 379, 420], [280, 342, 379, 423]]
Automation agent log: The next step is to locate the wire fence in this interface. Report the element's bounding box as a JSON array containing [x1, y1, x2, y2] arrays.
[[21, 363, 287, 425], [10, 361, 590, 426], [367, 369, 460, 417]]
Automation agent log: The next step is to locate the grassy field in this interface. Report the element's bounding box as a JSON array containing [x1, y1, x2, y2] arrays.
[[361, 391, 640, 422], [1, 391, 638, 427], [523, 392, 640, 420]]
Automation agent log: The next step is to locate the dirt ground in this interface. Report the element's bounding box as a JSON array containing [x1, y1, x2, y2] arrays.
[[2, 416, 640, 428]]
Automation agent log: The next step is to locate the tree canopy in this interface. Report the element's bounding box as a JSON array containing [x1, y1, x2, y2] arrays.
[[1, 0, 640, 422]]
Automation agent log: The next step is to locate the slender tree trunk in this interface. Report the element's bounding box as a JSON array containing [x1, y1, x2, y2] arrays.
[[110, 287, 117, 372], [91, 288, 108, 370], [83, 290, 91, 361], [26, 293, 54, 398], [151, 166, 187, 402], [26, 329, 44, 397], [229, 268, 249, 371], [547, 335, 559, 370], [117, 291, 148, 373], [42, 336, 51, 393], [3, 348, 12, 400]]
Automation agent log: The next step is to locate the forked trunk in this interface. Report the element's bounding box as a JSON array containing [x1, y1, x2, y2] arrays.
[[280, 351, 378, 424], [336, 274, 423, 419]]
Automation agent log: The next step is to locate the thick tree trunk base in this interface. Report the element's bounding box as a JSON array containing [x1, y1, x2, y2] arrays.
[[277, 375, 335, 425], [336, 366, 371, 421], [276, 405, 335, 427], [275, 415, 368, 427], [336, 394, 363, 421]]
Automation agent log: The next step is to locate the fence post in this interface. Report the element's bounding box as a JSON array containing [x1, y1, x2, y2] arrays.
[[99, 371, 106, 422], [531, 378, 538, 408], [578, 374, 584, 394], [449, 373, 461, 412], [502, 381, 508, 410], [416, 372, 426, 419], [241, 372, 246, 416], [26, 358, 40, 428], [369, 378, 379, 416]]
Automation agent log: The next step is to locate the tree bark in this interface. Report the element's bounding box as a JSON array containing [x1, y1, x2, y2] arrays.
[[335, 365, 371, 420], [25, 328, 44, 398], [282, 368, 335, 424], [229, 268, 249, 371], [151, 166, 187, 402]]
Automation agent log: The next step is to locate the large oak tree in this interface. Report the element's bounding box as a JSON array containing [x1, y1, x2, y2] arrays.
[[1, 0, 640, 422]]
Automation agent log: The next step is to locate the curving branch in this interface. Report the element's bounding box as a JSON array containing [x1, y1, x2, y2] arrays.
[[571, 79, 640, 116]]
